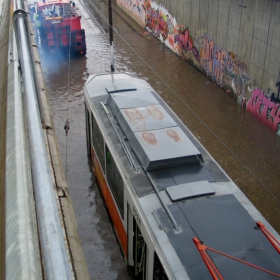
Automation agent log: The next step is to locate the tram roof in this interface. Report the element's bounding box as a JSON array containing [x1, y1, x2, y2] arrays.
[[86, 73, 202, 171], [84, 73, 228, 197], [84, 73, 280, 279], [141, 190, 280, 279]]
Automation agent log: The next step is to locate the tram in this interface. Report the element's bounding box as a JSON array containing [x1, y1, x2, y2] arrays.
[[84, 72, 280, 279]]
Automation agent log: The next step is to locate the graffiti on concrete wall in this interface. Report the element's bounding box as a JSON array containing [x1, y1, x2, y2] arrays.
[[267, 83, 280, 104], [117, 0, 200, 63], [174, 28, 200, 62], [200, 36, 227, 86], [231, 69, 252, 105], [116, 0, 146, 23], [247, 87, 280, 133], [200, 36, 252, 97], [144, 2, 200, 63], [116, 0, 280, 134], [224, 51, 252, 105], [145, 4, 170, 40]]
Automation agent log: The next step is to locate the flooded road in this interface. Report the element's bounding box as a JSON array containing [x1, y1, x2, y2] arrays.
[[39, 0, 280, 278]]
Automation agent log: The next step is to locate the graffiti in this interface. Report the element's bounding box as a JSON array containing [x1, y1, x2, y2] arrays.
[[117, 0, 200, 63], [232, 69, 252, 105], [213, 46, 227, 85], [145, 6, 156, 31], [201, 42, 251, 91], [133, 0, 143, 13], [145, 6, 170, 41], [224, 52, 251, 104], [144, 5, 200, 61], [174, 28, 200, 62], [201, 36, 214, 75], [117, 0, 145, 22], [247, 88, 280, 132], [201, 36, 226, 85], [226, 52, 249, 76], [157, 14, 169, 40], [166, 15, 174, 34], [226, 52, 235, 74], [235, 60, 248, 73], [267, 82, 280, 104]]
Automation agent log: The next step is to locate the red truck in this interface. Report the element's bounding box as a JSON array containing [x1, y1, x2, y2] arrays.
[[32, 0, 86, 56]]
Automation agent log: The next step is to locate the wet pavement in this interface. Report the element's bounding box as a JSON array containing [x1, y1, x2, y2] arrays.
[[38, 0, 280, 279]]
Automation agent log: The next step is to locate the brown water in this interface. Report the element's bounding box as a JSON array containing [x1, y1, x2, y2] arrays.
[[39, 0, 280, 278]]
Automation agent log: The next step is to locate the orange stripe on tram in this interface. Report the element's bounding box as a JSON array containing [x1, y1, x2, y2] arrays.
[[92, 148, 128, 258]]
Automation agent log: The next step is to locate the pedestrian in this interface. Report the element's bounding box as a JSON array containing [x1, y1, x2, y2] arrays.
[[33, 13, 42, 45], [30, 6, 36, 22]]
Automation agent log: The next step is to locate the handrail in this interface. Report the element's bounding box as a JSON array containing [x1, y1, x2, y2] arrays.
[[147, 172, 181, 233], [12, 2, 73, 279], [100, 101, 140, 172], [5, 20, 42, 280]]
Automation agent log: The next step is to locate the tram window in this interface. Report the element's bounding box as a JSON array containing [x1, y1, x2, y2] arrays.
[[92, 114, 105, 171], [106, 145, 124, 217], [91, 113, 94, 146], [153, 253, 168, 280], [85, 105, 91, 155]]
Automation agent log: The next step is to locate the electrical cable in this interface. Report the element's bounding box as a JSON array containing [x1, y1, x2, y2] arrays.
[[64, 4, 74, 180]]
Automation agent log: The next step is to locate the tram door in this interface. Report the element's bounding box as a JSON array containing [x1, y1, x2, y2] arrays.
[[134, 218, 146, 280]]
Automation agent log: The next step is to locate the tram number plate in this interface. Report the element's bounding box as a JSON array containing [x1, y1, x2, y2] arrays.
[[132, 205, 141, 226]]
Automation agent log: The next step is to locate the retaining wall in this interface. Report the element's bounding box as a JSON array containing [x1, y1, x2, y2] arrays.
[[116, 0, 280, 135]]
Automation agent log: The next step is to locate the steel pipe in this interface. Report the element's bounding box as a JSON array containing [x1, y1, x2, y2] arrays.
[[12, 3, 73, 279], [6, 24, 42, 280]]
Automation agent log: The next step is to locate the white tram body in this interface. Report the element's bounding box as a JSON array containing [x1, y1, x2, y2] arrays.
[[84, 73, 280, 280]]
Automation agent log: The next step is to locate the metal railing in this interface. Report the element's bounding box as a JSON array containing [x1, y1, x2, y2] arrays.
[[5, 0, 73, 278]]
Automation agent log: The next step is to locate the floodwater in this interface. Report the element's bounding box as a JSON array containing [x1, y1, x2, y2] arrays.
[[39, 0, 280, 279]]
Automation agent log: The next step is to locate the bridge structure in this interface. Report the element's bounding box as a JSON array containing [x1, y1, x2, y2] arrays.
[[0, 0, 90, 279]]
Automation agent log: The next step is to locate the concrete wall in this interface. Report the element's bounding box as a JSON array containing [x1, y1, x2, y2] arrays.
[[115, 0, 280, 135]]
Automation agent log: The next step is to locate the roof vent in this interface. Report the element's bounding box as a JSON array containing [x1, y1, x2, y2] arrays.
[[166, 181, 215, 201], [107, 90, 203, 171]]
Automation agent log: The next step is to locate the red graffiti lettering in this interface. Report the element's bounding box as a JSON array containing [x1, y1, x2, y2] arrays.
[[247, 88, 280, 132]]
